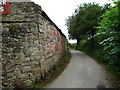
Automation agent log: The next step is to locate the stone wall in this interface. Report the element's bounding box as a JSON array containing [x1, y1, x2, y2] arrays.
[[1, 2, 66, 88]]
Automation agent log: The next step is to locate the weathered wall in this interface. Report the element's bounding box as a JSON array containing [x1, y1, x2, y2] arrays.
[[1, 2, 66, 88]]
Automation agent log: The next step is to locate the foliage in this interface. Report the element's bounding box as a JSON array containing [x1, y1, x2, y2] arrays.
[[95, 1, 120, 67], [68, 43, 76, 50], [66, 2, 111, 47], [94, 1, 120, 81], [26, 84, 42, 88], [26, 84, 34, 88]]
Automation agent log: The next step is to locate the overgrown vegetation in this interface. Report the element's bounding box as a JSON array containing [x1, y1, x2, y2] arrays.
[[68, 43, 76, 50], [66, 0, 120, 87], [95, 1, 120, 82], [66, 2, 111, 48]]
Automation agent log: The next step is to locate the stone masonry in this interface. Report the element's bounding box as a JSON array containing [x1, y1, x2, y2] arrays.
[[1, 2, 67, 88]]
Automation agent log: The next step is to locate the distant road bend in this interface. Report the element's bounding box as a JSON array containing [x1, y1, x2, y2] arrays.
[[47, 50, 113, 88]]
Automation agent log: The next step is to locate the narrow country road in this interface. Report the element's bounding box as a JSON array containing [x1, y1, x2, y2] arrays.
[[47, 50, 115, 88]]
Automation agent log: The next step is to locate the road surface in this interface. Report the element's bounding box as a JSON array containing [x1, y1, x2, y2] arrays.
[[47, 50, 114, 88]]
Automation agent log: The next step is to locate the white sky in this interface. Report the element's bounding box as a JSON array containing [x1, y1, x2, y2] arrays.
[[31, 0, 113, 43]]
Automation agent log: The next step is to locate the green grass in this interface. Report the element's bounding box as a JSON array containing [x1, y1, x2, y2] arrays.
[[69, 48, 75, 50]]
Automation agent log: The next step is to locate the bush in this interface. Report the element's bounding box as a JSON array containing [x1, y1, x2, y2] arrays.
[[94, 1, 120, 81]]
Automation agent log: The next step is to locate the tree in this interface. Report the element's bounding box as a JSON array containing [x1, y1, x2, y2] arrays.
[[66, 2, 111, 48], [95, 1, 120, 67]]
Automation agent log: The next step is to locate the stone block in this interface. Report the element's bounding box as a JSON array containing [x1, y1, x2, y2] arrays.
[[41, 33, 44, 39], [2, 30, 10, 37], [2, 37, 10, 43], [16, 53, 25, 60], [18, 74, 28, 80], [23, 80, 33, 85], [22, 58, 30, 63], [7, 42, 22, 48], [33, 68, 41, 76], [23, 66, 32, 73], [13, 47, 21, 53], [7, 73, 14, 78], [33, 30, 38, 36]]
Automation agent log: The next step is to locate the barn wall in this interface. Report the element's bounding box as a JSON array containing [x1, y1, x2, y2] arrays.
[[1, 2, 66, 88]]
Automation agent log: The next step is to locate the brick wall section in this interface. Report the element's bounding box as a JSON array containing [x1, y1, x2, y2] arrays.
[[1, 2, 67, 88]]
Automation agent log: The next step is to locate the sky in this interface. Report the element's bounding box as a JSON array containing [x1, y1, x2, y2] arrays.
[[31, 0, 113, 43]]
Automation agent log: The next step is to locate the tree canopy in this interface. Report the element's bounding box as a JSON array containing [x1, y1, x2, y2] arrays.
[[95, 1, 120, 67], [66, 2, 111, 47]]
